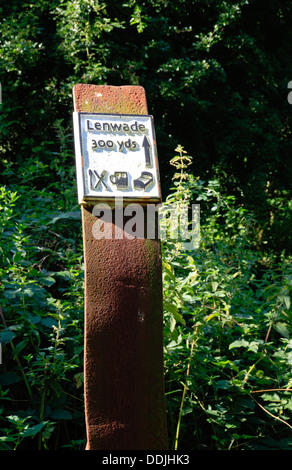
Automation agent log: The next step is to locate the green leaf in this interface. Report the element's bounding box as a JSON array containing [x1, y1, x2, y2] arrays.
[[3, 288, 21, 299], [261, 393, 281, 402], [40, 276, 56, 287], [21, 422, 46, 438], [164, 302, 186, 325], [0, 372, 22, 386], [211, 281, 219, 291], [13, 339, 28, 356], [27, 314, 41, 324], [164, 302, 178, 315], [7, 415, 26, 424], [49, 409, 72, 420], [247, 340, 262, 353], [274, 322, 290, 339], [180, 406, 193, 416], [278, 295, 290, 310], [49, 211, 81, 224], [0, 436, 16, 442], [22, 285, 47, 297], [41, 317, 58, 328], [229, 339, 249, 349], [54, 271, 74, 281], [215, 380, 233, 390], [0, 329, 16, 344]]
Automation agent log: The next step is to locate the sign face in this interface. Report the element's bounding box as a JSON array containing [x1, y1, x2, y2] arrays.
[[73, 112, 161, 204]]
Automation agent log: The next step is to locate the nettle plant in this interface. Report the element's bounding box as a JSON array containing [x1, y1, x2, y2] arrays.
[[0, 143, 291, 450], [161, 147, 292, 450], [0, 173, 85, 448]]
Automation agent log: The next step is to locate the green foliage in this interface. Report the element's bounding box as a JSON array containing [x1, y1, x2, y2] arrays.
[[0, 134, 291, 449], [0, 128, 85, 450], [54, 0, 124, 82], [1, 0, 291, 450], [162, 147, 292, 450], [1, 0, 292, 252]]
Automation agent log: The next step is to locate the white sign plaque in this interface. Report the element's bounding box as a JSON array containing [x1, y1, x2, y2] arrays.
[[73, 112, 161, 204]]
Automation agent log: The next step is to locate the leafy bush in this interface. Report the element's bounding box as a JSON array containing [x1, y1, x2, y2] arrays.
[[1, 0, 291, 450], [0, 133, 85, 450], [1, 0, 292, 252], [0, 143, 291, 450], [162, 147, 292, 450]]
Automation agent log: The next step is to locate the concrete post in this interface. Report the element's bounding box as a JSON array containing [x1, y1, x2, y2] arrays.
[[73, 84, 168, 450]]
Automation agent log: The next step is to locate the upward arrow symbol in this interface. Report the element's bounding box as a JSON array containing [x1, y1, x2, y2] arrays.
[[142, 136, 151, 167]]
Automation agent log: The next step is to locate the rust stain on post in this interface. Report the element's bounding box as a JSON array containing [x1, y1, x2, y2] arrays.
[[73, 84, 168, 450]]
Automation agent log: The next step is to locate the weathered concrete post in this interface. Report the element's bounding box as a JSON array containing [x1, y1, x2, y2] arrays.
[[72, 84, 168, 450]]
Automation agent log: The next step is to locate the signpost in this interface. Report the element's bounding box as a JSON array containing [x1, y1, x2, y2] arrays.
[[73, 84, 168, 450], [73, 112, 161, 204]]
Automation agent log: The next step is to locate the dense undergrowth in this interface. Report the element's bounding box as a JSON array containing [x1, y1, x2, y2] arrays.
[[162, 147, 292, 450], [0, 143, 291, 450], [1, 0, 292, 452]]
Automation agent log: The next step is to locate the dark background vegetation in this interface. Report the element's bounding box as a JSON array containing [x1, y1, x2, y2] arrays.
[[0, 0, 291, 450]]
